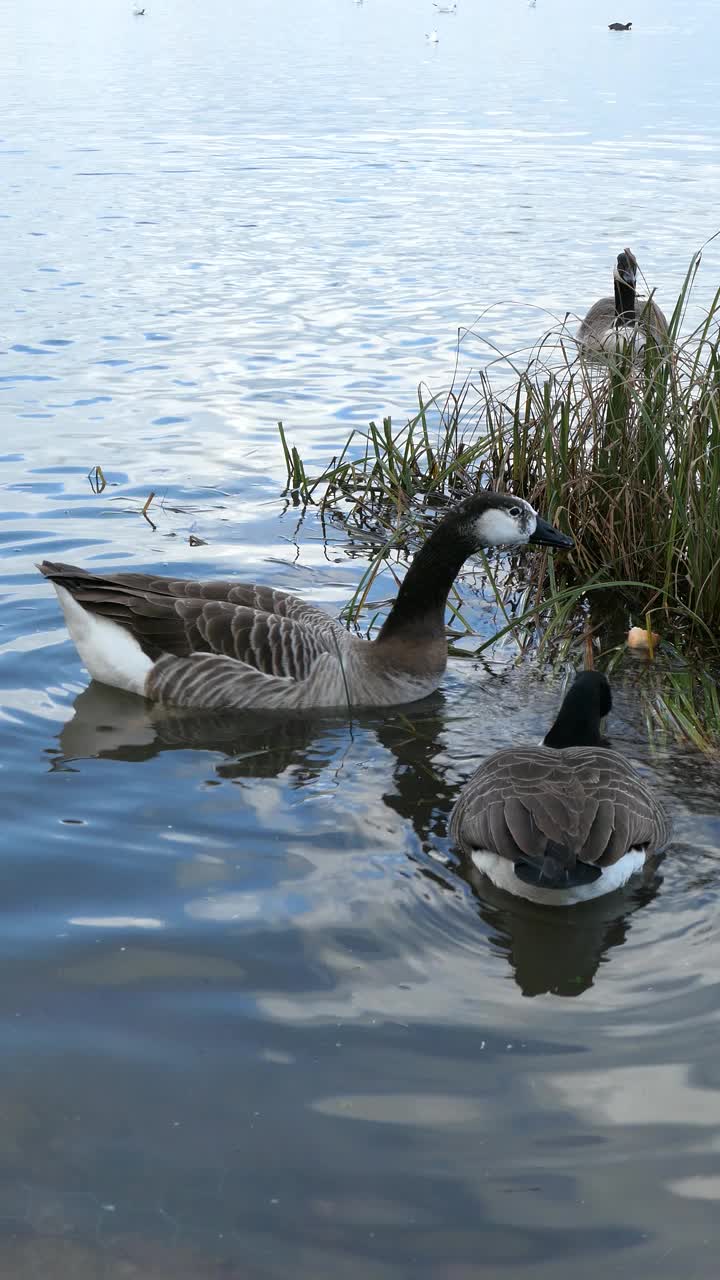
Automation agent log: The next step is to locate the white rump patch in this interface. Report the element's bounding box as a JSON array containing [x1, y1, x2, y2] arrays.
[[471, 848, 646, 906], [55, 585, 152, 697]]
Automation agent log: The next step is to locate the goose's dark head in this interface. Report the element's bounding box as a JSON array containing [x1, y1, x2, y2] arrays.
[[614, 248, 638, 291], [543, 671, 612, 749], [377, 492, 572, 645], [452, 493, 574, 552]]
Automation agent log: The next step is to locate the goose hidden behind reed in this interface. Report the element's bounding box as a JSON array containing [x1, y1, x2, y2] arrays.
[[576, 247, 668, 361]]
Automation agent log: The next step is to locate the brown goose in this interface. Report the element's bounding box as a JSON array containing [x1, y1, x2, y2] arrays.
[[449, 672, 671, 905], [39, 493, 572, 712], [577, 248, 668, 360]]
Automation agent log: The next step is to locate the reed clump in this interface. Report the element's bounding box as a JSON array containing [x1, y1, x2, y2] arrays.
[[281, 250, 720, 652], [279, 252, 720, 747]]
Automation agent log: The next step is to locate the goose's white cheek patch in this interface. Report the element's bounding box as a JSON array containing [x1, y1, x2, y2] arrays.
[[474, 510, 527, 547]]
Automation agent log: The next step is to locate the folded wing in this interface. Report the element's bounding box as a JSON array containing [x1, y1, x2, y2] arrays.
[[38, 561, 347, 682], [450, 746, 670, 866]]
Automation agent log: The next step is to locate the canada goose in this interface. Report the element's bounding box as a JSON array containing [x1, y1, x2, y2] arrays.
[[449, 672, 671, 906], [133, 6, 145, 14], [39, 495, 571, 712], [608, 22, 632, 31], [576, 248, 668, 360], [426, 31, 440, 43], [433, 3, 457, 12]]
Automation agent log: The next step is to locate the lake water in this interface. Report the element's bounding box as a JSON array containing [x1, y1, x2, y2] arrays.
[[2, 0, 720, 1275]]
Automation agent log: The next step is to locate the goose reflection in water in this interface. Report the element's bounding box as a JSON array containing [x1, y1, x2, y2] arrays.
[[469, 864, 662, 997], [51, 679, 665, 997]]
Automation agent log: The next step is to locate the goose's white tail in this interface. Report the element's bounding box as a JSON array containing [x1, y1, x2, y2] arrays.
[[54, 585, 152, 697], [472, 848, 647, 906]]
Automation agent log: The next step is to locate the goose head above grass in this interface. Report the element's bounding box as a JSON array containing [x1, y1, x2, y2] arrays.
[[39, 493, 572, 713], [450, 671, 671, 906]]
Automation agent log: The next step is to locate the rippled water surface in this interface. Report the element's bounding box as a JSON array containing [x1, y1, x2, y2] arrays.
[[2, 0, 720, 1275]]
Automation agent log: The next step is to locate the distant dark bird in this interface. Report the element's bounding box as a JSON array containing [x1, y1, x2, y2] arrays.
[[608, 21, 632, 30]]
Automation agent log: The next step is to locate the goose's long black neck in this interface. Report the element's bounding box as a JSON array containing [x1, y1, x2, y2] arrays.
[[543, 684, 609, 749], [376, 517, 474, 642], [614, 275, 636, 326], [543, 709, 605, 749]]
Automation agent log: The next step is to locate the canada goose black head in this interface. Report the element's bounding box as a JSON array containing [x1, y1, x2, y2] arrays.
[[543, 671, 612, 749], [614, 248, 638, 290], [374, 492, 572, 650], [452, 493, 574, 553]]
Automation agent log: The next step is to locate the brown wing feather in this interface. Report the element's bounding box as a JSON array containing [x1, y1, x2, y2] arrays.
[[450, 746, 670, 866], [39, 562, 348, 635], [38, 560, 343, 680]]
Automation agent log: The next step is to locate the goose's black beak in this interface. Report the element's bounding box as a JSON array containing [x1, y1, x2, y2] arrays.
[[529, 517, 574, 550]]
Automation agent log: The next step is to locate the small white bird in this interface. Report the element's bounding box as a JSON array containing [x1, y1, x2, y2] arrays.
[[433, 3, 457, 12], [426, 30, 439, 43]]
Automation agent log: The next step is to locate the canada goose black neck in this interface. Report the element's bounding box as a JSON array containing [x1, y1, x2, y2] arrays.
[[543, 671, 612, 749], [376, 508, 477, 643]]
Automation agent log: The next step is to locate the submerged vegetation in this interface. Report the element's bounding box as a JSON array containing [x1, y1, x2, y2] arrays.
[[279, 247, 720, 748]]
